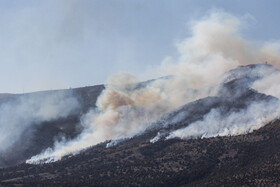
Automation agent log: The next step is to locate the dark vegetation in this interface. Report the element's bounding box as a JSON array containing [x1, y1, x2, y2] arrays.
[[0, 85, 104, 168], [0, 64, 279, 186], [0, 120, 280, 186]]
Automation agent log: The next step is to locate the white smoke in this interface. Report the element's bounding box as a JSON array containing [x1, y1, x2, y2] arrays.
[[27, 11, 280, 163], [0, 91, 79, 153], [166, 100, 280, 140], [252, 70, 280, 99]]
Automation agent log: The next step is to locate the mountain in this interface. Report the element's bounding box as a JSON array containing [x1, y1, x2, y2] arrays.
[[1, 119, 280, 186], [0, 64, 280, 186], [0, 85, 104, 168]]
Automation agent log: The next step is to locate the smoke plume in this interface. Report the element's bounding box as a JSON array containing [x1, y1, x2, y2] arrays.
[[0, 91, 80, 154], [166, 100, 280, 140], [27, 11, 280, 163]]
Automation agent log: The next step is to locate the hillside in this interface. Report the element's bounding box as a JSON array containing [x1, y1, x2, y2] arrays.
[[0, 119, 280, 186], [0, 85, 104, 168], [0, 64, 280, 186]]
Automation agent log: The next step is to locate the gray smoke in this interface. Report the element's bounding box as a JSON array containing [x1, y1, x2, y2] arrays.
[[0, 91, 79, 154], [166, 100, 280, 140], [252, 70, 280, 98], [27, 11, 280, 164]]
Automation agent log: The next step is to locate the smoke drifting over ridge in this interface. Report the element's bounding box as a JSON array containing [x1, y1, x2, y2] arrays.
[[27, 11, 280, 163], [166, 99, 280, 140], [0, 91, 79, 154]]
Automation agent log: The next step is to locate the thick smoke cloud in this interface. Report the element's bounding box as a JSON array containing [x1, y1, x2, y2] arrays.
[[252, 70, 280, 98], [0, 91, 79, 154], [166, 100, 280, 140], [27, 11, 280, 163]]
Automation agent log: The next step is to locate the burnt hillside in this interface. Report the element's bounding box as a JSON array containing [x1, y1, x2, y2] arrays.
[[0, 64, 279, 186], [0, 119, 280, 186], [0, 85, 104, 168]]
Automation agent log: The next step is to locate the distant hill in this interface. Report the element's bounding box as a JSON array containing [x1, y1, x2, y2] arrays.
[[0, 85, 104, 168], [0, 93, 17, 99]]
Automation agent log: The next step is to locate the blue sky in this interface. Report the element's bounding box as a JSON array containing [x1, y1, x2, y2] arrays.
[[0, 0, 279, 93]]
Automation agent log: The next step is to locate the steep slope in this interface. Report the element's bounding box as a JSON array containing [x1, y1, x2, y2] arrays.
[[0, 64, 279, 186], [145, 64, 278, 141], [0, 119, 280, 186], [0, 85, 104, 168]]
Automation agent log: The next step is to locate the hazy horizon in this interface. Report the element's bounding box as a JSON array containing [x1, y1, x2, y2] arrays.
[[0, 0, 280, 93]]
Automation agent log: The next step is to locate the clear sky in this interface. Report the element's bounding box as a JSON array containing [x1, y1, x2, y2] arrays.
[[0, 0, 279, 93]]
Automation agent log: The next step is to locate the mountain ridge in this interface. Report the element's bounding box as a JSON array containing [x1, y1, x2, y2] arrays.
[[0, 64, 280, 185]]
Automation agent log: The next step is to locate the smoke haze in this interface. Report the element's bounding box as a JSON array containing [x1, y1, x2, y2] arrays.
[[26, 11, 280, 163], [166, 99, 280, 140], [0, 91, 79, 154]]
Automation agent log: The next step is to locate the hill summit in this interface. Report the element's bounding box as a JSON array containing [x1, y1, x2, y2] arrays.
[[0, 64, 280, 186]]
